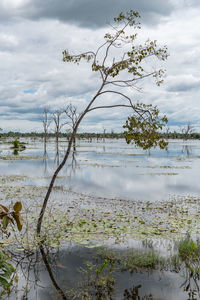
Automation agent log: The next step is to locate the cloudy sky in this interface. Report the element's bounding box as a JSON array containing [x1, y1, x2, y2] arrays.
[[0, 0, 200, 133]]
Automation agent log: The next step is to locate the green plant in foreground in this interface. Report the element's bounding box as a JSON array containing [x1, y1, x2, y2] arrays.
[[0, 202, 22, 298], [0, 202, 23, 232], [0, 249, 16, 297], [178, 237, 200, 262]]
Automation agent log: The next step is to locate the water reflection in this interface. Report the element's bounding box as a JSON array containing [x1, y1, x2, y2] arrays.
[[40, 244, 67, 300], [181, 145, 193, 157], [43, 142, 48, 175], [13, 149, 19, 155], [54, 142, 60, 166], [123, 285, 153, 299], [1, 138, 200, 202], [9, 245, 200, 300]]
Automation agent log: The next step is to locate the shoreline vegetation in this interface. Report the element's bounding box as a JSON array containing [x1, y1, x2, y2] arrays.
[[1, 131, 200, 140]]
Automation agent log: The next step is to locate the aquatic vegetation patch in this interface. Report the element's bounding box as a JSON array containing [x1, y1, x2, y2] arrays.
[[10, 139, 26, 150], [0, 175, 27, 185], [0, 155, 45, 161], [80, 162, 120, 168], [139, 172, 178, 176], [178, 236, 200, 262], [1, 181, 200, 251], [0, 185, 46, 203], [136, 165, 191, 169], [20, 194, 200, 249], [98, 248, 165, 271]]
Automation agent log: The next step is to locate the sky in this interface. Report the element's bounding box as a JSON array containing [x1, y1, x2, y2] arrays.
[[0, 0, 200, 133]]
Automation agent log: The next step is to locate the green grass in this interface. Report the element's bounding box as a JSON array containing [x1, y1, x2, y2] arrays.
[[178, 236, 200, 262], [122, 250, 161, 271]]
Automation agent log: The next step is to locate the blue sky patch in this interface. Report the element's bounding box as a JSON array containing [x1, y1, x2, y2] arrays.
[[23, 89, 37, 94]]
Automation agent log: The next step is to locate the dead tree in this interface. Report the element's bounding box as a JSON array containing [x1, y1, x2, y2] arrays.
[[42, 107, 52, 145], [63, 104, 79, 152], [52, 110, 65, 144], [182, 123, 194, 140]]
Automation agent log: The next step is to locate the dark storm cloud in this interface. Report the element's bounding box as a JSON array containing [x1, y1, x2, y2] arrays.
[[2, 0, 174, 27]]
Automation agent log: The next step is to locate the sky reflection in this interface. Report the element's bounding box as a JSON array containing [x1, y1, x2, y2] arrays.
[[1, 138, 200, 202]]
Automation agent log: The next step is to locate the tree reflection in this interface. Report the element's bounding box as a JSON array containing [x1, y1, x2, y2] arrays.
[[181, 145, 192, 157], [43, 142, 48, 175], [8, 244, 200, 299], [180, 263, 200, 299], [13, 149, 19, 155], [39, 244, 68, 300], [123, 284, 153, 299], [54, 141, 60, 166]]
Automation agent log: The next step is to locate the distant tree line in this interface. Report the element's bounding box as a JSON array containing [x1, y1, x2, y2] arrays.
[[0, 130, 200, 140], [161, 131, 200, 140], [0, 131, 124, 140]]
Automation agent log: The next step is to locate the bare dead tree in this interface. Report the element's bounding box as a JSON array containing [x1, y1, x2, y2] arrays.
[[42, 107, 52, 145], [182, 123, 194, 140], [37, 10, 168, 235], [63, 104, 79, 152], [52, 110, 65, 144]]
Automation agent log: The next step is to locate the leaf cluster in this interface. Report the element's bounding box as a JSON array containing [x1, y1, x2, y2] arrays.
[[0, 202, 23, 232], [0, 249, 15, 295], [113, 10, 140, 26], [62, 10, 168, 87], [123, 104, 168, 150]]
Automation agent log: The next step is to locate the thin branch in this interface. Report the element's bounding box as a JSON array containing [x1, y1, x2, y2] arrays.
[[87, 104, 132, 112], [98, 90, 134, 106], [97, 90, 154, 121], [102, 21, 130, 69], [105, 71, 156, 86]]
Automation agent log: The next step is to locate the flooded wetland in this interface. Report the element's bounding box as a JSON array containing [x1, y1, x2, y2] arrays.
[[1, 137, 200, 299]]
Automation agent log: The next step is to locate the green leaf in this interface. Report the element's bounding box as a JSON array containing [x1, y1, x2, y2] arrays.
[[1, 262, 15, 278], [0, 276, 9, 289], [0, 251, 4, 262], [2, 216, 9, 230]]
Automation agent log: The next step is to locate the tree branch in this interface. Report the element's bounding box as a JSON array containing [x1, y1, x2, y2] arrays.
[[87, 104, 132, 113]]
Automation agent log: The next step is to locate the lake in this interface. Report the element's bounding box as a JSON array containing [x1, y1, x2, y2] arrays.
[[1, 137, 200, 299]]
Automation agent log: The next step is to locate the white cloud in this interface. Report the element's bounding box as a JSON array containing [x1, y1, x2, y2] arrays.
[[1, 0, 29, 9], [0, 1, 200, 132]]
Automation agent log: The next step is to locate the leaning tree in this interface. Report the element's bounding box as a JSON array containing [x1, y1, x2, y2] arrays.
[[37, 10, 168, 235]]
